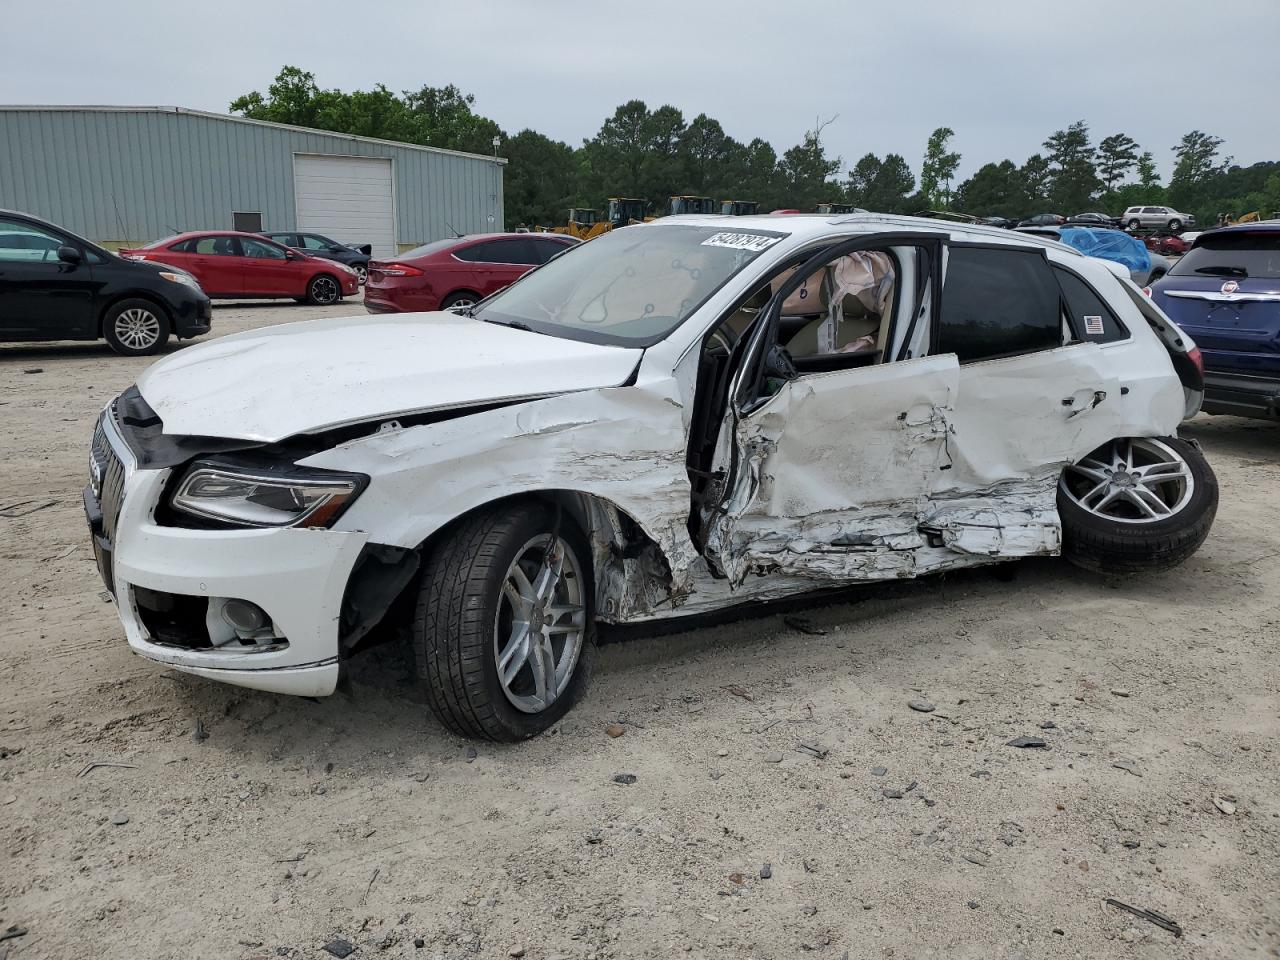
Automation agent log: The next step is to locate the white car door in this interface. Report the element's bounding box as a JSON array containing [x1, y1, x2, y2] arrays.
[[922, 244, 1123, 557], [701, 235, 964, 584]]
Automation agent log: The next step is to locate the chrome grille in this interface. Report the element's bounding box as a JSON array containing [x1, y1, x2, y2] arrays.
[[90, 409, 126, 541]]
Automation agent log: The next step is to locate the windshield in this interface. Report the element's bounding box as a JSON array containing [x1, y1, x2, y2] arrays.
[[1170, 234, 1280, 280], [474, 224, 786, 346]]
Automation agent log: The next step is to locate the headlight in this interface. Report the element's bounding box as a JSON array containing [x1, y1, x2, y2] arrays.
[[171, 463, 365, 528], [159, 271, 202, 291]]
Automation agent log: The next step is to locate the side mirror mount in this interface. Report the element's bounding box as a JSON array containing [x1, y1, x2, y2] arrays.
[[328, 244, 345, 253], [57, 244, 83, 266], [284, 249, 298, 260]]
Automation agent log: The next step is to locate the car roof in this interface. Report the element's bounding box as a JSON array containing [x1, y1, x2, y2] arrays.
[[651, 211, 1086, 257], [1196, 220, 1280, 238]]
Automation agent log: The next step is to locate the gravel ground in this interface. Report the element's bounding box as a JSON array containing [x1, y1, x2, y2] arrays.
[[1, 300, 1277, 959]]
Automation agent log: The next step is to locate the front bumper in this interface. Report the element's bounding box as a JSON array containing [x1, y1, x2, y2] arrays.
[[173, 295, 213, 339], [1202, 370, 1280, 419], [86, 411, 368, 695]]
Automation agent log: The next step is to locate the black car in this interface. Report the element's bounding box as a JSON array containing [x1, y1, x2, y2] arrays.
[[1017, 213, 1067, 227], [978, 216, 1019, 229], [260, 231, 372, 284], [1067, 211, 1122, 228], [0, 210, 211, 356]]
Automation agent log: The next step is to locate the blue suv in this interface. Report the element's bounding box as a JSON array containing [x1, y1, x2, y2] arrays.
[[1150, 223, 1280, 419]]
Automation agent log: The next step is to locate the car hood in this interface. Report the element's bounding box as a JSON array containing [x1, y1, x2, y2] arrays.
[[136, 312, 643, 442]]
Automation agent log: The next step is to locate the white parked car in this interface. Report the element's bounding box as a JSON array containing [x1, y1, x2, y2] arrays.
[[86, 214, 1218, 741], [1122, 205, 1196, 232]]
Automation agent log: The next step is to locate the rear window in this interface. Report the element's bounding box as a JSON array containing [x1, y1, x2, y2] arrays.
[[1170, 233, 1280, 280], [397, 237, 467, 260]]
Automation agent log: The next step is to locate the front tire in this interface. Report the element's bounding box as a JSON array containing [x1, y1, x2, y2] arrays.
[[1058, 436, 1217, 574], [307, 274, 341, 305], [412, 504, 594, 741], [1168, 218, 1183, 232], [1127, 218, 1141, 230], [103, 299, 170, 356]]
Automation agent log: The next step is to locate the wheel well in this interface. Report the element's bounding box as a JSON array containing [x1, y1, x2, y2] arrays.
[[98, 293, 171, 337], [350, 490, 675, 649], [443, 288, 482, 304]]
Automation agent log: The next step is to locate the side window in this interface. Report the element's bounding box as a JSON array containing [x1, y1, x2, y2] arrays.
[[937, 247, 1061, 363], [240, 237, 288, 260], [300, 234, 331, 251], [777, 249, 898, 368], [1053, 265, 1128, 344], [455, 240, 518, 264], [191, 236, 239, 256], [0, 218, 64, 262], [531, 238, 570, 264]]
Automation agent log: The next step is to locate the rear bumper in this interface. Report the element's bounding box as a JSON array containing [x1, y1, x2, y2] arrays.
[[1202, 370, 1280, 419]]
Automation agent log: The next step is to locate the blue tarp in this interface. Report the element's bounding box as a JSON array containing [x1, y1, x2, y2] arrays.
[[1058, 227, 1151, 274]]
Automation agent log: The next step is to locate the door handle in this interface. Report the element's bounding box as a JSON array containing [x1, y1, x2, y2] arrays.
[[1063, 390, 1107, 418]]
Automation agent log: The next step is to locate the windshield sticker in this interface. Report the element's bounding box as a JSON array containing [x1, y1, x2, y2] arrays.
[[1083, 315, 1104, 335], [700, 232, 782, 253]]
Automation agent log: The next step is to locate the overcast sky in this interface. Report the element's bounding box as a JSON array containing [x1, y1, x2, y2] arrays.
[[5, 0, 1278, 182]]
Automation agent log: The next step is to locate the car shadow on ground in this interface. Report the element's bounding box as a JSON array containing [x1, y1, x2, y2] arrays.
[[151, 550, 1235, 764], [1182, 414, 1280, 459], [0, 340, 191, 362]]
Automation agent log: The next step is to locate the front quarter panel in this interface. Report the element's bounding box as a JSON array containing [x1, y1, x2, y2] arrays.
[[305, 366, 702, 607]]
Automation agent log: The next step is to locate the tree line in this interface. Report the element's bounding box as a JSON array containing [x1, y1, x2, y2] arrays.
[[233, 67, 1280, 231]]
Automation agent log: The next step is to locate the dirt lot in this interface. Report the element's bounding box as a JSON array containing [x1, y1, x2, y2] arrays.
[[1, 301, 1277, 960]]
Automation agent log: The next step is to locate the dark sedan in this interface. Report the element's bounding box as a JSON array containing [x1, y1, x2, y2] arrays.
[[1067, 212, 1122, 228], [0, 209, 211, 356], [1018, 213, 1067, 227], [261, 231, 372, 284]]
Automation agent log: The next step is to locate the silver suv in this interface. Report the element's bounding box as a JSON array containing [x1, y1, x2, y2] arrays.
[[1123, 205, 1196, 231]]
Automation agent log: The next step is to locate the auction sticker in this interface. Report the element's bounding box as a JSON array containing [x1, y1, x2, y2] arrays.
[[701, 232, 782, 253], [1084, 315, 1105, 335]]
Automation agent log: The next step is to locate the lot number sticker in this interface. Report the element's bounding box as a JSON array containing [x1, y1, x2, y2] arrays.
[[701, 232, 782, 253], [1084, 315, 1105, 335]]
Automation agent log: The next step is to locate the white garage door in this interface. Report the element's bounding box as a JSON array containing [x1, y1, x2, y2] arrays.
[[294, 155, 396, 259]]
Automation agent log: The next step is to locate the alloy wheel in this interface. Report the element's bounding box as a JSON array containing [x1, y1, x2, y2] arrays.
[[494, 534, 586, 714], [113, 308, 162, 350], [446, 297, 476, 313], [354, 265, 368, 285], [311, 276, 339, 304], [1060, 438, 1195, 523]]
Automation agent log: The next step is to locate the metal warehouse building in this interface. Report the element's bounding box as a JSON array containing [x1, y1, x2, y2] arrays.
[[0, 105, 506, 257]]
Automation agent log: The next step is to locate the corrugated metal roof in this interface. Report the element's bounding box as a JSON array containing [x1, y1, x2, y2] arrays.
[[0, 105, 507, 164]]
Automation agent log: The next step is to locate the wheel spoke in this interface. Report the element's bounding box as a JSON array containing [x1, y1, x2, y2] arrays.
[[525, 634, 557, 707], [1129, 486, 1172, 517], [532, 549, 564, 604], [498, 621, 533, 686], [509, 564, 537, 603], [1079, 479, 1110, 507], [1069, 463, 1110, 484]]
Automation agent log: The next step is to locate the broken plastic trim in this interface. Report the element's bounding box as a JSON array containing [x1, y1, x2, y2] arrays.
[[338, 543, 421, 654]]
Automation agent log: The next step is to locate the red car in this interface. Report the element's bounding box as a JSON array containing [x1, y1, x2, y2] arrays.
[[363, 233, 577, 314], [122, 231, 359, 304]]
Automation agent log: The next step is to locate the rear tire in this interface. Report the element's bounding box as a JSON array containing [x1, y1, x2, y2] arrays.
[[441, 291, 481, 313], [103, 299, 171, 356], [1058, 436, 1217, 574], [411, 504, 594, 741]]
